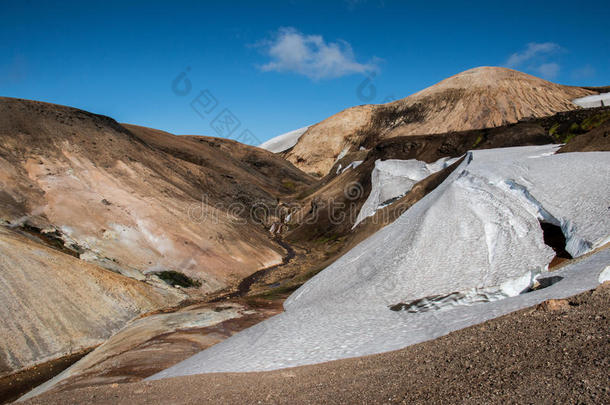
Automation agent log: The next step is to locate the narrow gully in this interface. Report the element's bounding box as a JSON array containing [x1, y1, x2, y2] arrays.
[[211, 237, 296, 301]]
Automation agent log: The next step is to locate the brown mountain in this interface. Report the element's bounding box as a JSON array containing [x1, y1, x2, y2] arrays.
[[285, 66, 596, 175], [0, 96, 314, 387], [0, 97, 312, 294], [0, 225, 183, 380]]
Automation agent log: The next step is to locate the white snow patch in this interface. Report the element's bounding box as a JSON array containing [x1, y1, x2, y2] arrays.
[[499, 271, 536, 297], [599, 265, 610, 283], [336, 160, 364, 175], [259, 126, 309, 153], [354, 156, 461, 226], [335, 146, 350, 163], [572, 93, 610, 108], [149, 146, 610, 379], [340, 160, 363, 174]]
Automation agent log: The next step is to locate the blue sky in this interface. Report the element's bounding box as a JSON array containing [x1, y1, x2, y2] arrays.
[[2, 0, 609, 144]]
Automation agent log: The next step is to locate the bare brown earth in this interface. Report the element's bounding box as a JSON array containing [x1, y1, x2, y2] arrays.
[[285, 66, 598, 175], [121, 123, 313, 201], [0, 97, 313, 295], [13, 298, 285, 401], [0, 226, 182, 392], [23, 283, 610, 404], [0, 97, 313, 392], [0, 348, 93, 405]]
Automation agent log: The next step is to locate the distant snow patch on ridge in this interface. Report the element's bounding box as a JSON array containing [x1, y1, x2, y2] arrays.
[[354, 156, 460, 226], [150, 145, 610, 379], [572, 93, 610, 108], [335, 145, 350, 163], [259, 126, 309, 153], [337, 160, 363, 175]]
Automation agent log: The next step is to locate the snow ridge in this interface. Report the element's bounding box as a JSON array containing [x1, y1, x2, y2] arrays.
[[354, 156, 461, 226]]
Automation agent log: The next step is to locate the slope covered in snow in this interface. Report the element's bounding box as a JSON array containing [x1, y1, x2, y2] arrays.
[[573, 93, 610, 108], [150, 146, 610, 378], [258, 126, 309, 153], [354, 156, 460, 226]]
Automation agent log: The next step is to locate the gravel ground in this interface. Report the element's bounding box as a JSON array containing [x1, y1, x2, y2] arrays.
[[23, 283, 610, 404]]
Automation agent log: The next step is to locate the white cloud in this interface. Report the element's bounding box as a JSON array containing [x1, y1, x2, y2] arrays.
[[258, 27, 379, 80], [537, 62, 560, 79], [505, 42, 560, 68], [504, 42, 563, 80]]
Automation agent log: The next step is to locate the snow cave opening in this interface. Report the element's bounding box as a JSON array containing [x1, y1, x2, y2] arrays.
[[539, 220, 572, 267]]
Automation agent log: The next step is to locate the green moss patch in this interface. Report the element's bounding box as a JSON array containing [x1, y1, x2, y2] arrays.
[[548, 110, 610, 144], [282, 180, 297, 192], [155, 271, 201, 288], [580, 110, 610, 132], [472, 134, 484, 148]]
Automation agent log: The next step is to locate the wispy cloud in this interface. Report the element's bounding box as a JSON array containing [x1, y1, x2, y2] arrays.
[[505, 42, 560, 68], [257, 27, 379, 80], [504, 42, 562, 79], [537, 63, 560, 79]]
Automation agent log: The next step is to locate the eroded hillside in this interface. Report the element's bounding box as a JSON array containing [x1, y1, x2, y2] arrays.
[[0, 97, 313, 294], [285, 67, 596, 175]]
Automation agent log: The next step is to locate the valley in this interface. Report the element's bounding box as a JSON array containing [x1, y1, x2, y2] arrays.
[[1, 67, 609, 404]]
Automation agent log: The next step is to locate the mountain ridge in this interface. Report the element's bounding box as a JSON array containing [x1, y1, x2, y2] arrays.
[[284, 66, 597, 175]]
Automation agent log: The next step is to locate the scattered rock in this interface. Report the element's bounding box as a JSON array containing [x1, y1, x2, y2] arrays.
[[536, 299, 570, 312]]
